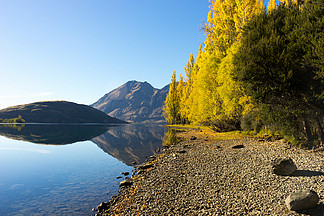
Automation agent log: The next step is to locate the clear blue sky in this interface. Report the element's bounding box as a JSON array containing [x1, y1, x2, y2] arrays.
[[0, 0, 269, 109]]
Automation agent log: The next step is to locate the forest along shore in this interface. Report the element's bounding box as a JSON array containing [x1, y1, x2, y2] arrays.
[[95, 129, 324, 215]]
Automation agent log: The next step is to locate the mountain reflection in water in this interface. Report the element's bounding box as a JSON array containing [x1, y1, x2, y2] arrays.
[[0, 124, 166, 166], [91, 124, 167, 166]]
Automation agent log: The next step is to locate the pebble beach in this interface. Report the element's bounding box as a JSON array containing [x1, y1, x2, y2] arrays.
[[95, 129, 324, 215]]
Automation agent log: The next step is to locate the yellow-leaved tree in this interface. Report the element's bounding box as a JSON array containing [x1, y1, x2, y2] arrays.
[[166, 0, 264, 130], [177, 73, 187, 124], [268, 0, 277, 12], [164, 71, 180, 124], [268, 0, 301, 12]]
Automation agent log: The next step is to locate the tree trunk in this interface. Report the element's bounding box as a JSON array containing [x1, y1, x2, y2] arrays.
[[315, 114, 324, 146], [303, 119, 314, 143]]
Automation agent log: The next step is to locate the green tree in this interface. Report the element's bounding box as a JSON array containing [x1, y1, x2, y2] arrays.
[[16, 115, 25, 123], [234, 0, 324, 145]]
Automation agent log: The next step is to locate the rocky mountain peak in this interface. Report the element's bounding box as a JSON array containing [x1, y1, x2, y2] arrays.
[[91, 81, 169, 123]]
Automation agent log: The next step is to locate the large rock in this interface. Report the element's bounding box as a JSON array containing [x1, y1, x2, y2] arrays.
[[271, 158, 297, 175], [285, 190, 319, 211], [232, 144, 244, 149], [97, 202, 109, 212]]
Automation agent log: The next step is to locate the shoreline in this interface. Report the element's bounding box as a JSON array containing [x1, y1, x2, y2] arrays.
[[94, 129, 324, 215]]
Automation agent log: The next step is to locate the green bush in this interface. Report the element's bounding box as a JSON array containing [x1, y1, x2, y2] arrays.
[[234, 1, 324, 146]]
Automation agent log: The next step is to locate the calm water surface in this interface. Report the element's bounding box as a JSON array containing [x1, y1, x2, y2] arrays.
[[0, 124, 166, 216]]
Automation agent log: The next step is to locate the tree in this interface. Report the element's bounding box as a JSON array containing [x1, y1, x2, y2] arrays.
[[205, 0, 264, 55], [186, 0, 263, 129], [16, 115, 25, 123], [177, 73, 187, 124], [268, 0, 277, 12], [164, 71, 181, 124], [183, 54, 196, 122], [165, 0, 264, 130], [297, 0, 324, 144], [234, 0, 324, 145]]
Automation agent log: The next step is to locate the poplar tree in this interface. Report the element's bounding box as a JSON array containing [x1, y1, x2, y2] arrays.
[[187, 0, 263, 129], [186, 45, 205, 123], [165, 0, 264, 130], [177, 73, 187, 124], [268, 0, 277, 12], [164, 71, 180, 124], [183, 53, 197, 121]]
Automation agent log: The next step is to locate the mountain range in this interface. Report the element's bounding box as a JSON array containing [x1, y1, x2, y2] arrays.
[[91, 80, 169, 123], [0, 81, 169, 124]]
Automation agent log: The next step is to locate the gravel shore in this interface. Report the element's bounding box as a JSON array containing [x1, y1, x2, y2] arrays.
[[96, 129, 324, 215]]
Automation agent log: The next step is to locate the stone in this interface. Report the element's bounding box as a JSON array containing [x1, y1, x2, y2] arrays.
[[119, 179, 133, 187], [116, 176, 122, 179], [190, 136, 197, 140], [137, 170, 145, 175], [121, 172, 129, 176], [271, 158, 297, 175], [285, 190, 319, 211], [232, 144, 244, 149], [150, 155, 156, 160], [177, 150, 186, 153], [97, 202, 108, 212], [137, 163, 154, 170]]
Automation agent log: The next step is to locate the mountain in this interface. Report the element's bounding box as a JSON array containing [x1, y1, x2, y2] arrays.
[[0, 101, 126, 124], [91, 80, 169, 123]]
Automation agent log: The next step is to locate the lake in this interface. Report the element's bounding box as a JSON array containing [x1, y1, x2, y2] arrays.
[[0, 123, 166, 216]]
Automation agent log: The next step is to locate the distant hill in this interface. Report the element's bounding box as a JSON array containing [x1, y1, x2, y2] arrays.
[[0, 101, 126, 124], [91, 81, 169, 123]]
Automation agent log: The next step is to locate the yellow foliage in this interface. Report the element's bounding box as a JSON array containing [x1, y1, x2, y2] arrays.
[[165, 0, 264, 128], [177, 73, 187, 124], [164, 71, 180, 124], [268, 0, 301, 12], [268, 0, 277, 12]]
